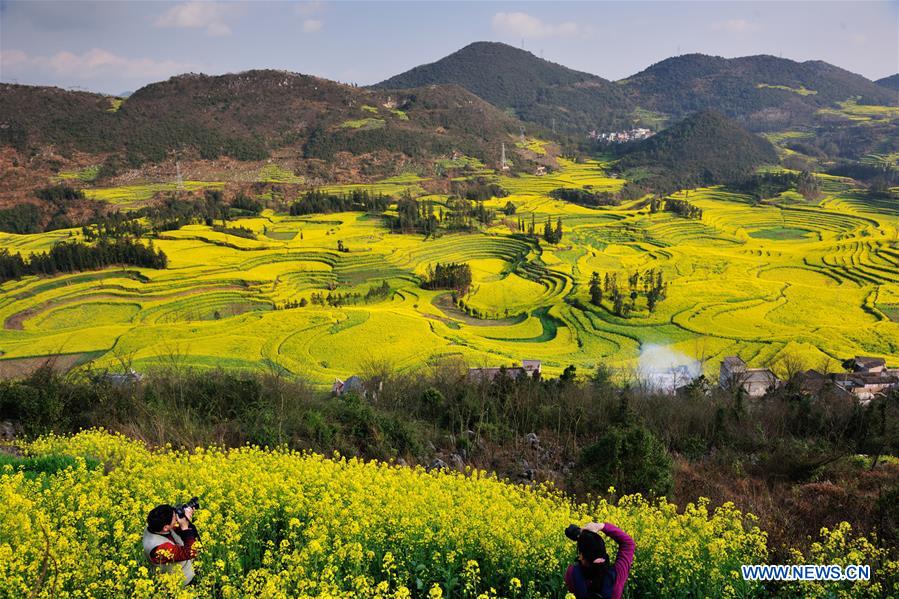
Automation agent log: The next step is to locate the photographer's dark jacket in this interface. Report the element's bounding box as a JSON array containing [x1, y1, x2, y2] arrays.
[[142, 522, 199, 584], [564, 523, 635, 599]]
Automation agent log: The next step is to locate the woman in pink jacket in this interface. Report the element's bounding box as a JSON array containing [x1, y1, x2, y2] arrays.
[[564, 522, 635, 599]]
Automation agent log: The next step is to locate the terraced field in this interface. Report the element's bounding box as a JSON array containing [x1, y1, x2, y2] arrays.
[[2, 158, 898, 384]]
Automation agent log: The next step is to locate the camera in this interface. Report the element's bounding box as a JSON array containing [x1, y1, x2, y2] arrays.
[[565, 524, 581, 541], [174, 497, 200, 519]]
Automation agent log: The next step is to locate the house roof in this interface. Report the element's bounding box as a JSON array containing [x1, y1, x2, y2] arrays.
[[854, 356, 886, 368], [723, 356, 746, 368]]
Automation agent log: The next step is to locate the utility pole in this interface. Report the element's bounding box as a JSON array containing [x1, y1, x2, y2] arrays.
[[175, 160, 184, 190]]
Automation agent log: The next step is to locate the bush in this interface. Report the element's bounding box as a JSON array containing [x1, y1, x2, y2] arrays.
[[576, 420, 674, 497]]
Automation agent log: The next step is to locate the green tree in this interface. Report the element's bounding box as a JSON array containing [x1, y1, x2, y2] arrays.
[[576, 420, 674, 497], [589, 272, 603, 306]]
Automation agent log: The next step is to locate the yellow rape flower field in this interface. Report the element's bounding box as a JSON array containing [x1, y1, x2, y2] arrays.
[[2, 430, 896, 598], [2, 158, 898, 386]]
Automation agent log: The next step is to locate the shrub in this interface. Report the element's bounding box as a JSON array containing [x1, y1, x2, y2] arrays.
[[576, 421, 674, 497]]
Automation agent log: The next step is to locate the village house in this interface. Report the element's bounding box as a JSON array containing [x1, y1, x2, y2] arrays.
[[467, 360, 541, 383], [718, 356, 779, 398], [828, 356, 899, 402], [747, 355, 899, 404], [332, 375, 383, 399], [103, 369, 144, 386]]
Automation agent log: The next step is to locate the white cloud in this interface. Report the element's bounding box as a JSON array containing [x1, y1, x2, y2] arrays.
[[156, 1, 237, 36], [294, 2, 325, 32], [711, 19, 759, 33], [294, 1, 325, 17], [302, 19, 323, 33], [491, 12, 587, 39], [1, 48, 199, 80]]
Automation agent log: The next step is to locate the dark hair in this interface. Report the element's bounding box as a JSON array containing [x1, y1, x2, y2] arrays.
[[577, 530, 610, 576], [147, 505, 175, 533]]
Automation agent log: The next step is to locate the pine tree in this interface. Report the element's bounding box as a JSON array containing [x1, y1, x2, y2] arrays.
[[589, 272, 603, 306]]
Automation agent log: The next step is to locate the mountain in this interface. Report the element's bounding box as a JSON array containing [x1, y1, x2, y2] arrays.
[[615, 111, 778, 191], [619, 54, 897, 129], [0, 70, 528, 172], [373, 41, 635, 133], [875, 74, 899, 91]]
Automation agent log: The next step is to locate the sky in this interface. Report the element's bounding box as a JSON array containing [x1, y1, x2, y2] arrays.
[[1, 0, 897, 95]]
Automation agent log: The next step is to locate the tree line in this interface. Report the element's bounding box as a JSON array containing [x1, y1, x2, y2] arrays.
[[0, 238, 167, 284], [513, 214, 564, 243], [663, 198, 703, 220], [422, 262, 472, 294], [307, 281, 393, 307], [588, 268, 667, 316], [289, 189, 391, 216], [389, 198, 495, 235]]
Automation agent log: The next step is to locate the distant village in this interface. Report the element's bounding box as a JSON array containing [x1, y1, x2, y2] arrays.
[[588, 127, 654, 143], [332, 355, 899, 405], [718, 355, 899, 403]]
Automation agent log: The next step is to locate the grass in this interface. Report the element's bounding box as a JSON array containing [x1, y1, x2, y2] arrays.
[[515, 138, 550, 155], [57, 165, 101, 183], [339, 118, 385, 130], [747, 227, 813, 240], [3, 155, 899, 385], [258, 164, 303, 184], [756, 83, 817, 96], [435, 155, 485, 171], [83, 181, 225, 208], [817, 101, 899, 124]]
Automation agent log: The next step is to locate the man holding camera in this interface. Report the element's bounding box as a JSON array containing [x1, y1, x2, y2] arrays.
[[142, 499, 201, 585]]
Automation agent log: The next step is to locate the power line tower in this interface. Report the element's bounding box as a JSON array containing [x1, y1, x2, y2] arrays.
[[552, 117, 556, 135], [519, 125, 526, 143], [501, 143, 509, 171]]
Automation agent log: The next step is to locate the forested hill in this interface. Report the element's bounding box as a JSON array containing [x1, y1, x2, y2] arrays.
[[372, 41, 635, 132], [619, 54, 896, 129], [615, 111, 778, 191], [0, 70, 527, 169], [876, 74, 899, 91]]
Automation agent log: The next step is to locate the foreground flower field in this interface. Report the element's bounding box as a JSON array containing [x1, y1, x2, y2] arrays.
[[0, 430, 895, 598]]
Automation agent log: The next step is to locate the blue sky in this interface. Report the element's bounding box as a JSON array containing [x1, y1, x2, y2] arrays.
[[1, 1, 897, 95]]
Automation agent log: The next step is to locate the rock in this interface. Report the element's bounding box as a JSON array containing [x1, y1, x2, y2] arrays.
[[449, 453, 465, 470], [525, 432, 540, 447], [0, 421, 16, 441], [428, 458, 448, 471], [396, 458, 408, 467]]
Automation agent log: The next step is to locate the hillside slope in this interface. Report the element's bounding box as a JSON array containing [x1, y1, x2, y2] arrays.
[[373, 41, 635, 132], [875, 74, 899, 91], [0, 70, 527, 169], [615, 111, 778, 190], [619, 54, 897, 129]]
